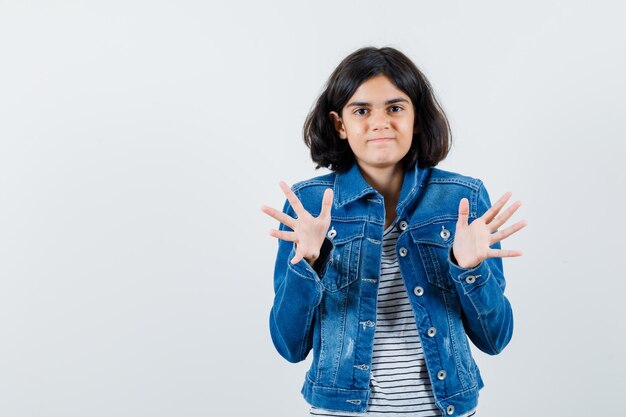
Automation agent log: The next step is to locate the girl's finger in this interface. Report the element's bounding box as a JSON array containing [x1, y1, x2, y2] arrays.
[[486, 248, 524, 259], [319, 188, 334, 220], [456, 198, 470, 226], [279, 181, 307, 218], [261, 204, 297, 230], [489, 219, 528, 245], [487, 200, 522, 232], [268, 229, 297, 242], [481, 192, 512, 224], [291, 251, 303, 264]]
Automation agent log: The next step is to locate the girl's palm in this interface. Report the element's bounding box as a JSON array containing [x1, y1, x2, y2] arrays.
[[452, 192, 527, 269], [261, 181, 334, 265]]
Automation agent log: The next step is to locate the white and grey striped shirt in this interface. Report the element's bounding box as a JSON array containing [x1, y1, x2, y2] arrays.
[[310, 221, 476, 417]]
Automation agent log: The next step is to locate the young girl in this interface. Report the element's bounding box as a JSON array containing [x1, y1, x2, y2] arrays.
[[261, 46, 526, 417]]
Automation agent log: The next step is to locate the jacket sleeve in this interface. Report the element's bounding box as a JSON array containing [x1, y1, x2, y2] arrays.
[[268, 193, 333, 363], [447, 181, 514, 355]]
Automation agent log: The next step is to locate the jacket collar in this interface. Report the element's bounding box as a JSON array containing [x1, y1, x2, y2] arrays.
[[333, 161, 431, 214]]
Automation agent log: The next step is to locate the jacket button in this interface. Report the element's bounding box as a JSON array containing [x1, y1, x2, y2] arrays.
[[446, 404, 455, 415], [399, 220, 408, 231], [427, 327, 437, 337], [413, 286, 424, 296], [440, 226, 450, 240], [437, 370, 447, 380], [399, 247, 408, 257], [327, 227, 337, 239], [465, 275, 476, 284]]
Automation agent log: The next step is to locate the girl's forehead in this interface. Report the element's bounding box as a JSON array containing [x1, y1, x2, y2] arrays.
[[348, 74, 411, 104]]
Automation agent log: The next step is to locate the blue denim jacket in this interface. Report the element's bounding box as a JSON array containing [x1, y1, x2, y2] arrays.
[[269, 161, 513, 416]]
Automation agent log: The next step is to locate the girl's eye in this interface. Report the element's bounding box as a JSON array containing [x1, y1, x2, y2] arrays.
[[354, 106, 402, 116]]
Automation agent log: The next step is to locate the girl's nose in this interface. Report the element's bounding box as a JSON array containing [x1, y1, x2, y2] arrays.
[[370, 109, 391, 130]]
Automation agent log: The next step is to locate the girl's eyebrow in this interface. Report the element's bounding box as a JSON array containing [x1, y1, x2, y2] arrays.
[[346, 98, 409, 108]]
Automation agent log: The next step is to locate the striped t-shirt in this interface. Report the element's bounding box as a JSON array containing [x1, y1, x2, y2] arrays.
[[310, 221, 476, 417]]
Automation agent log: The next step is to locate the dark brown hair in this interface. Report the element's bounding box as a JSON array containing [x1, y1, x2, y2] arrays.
[[303, 46, 452, 172]]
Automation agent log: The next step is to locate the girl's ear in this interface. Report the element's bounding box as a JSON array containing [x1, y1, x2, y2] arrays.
[[329, 111, 347, 140]]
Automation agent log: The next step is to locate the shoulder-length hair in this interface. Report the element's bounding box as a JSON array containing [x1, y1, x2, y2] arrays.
[[303, 46, 452, 172]]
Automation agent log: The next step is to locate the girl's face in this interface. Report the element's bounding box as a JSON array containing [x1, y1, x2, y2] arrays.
[[329, 74, 415, 173]]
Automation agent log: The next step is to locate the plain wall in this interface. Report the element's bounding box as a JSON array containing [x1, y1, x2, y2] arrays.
[[1, 1, 624, 416]]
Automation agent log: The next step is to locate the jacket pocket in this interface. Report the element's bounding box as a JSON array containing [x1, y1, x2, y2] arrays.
[[320, 222, 365, 292], [409, 220, 457, 293]]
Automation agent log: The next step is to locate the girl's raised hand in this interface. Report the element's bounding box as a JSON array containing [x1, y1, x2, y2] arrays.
[[261, 181, 334, 266], [452, 192, 527, 269]]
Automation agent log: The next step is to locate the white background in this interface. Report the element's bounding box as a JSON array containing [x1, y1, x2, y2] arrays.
[[1, 1, 625, 416]]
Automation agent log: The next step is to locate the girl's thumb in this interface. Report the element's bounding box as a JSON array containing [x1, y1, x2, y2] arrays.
[[320, 188, 334, 217], [457, 198, 469, 226]]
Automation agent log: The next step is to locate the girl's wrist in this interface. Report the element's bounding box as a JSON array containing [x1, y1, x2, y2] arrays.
[[305, 254, 319, 266]]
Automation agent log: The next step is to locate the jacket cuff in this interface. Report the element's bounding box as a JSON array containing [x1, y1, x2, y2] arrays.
[[448, 246, 492, 293]]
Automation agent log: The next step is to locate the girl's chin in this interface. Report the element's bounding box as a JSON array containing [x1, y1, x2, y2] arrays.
[[357, 158, 404, 169]]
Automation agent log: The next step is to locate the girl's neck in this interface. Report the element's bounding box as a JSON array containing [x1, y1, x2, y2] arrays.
[[357, 163, 404, 225]]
